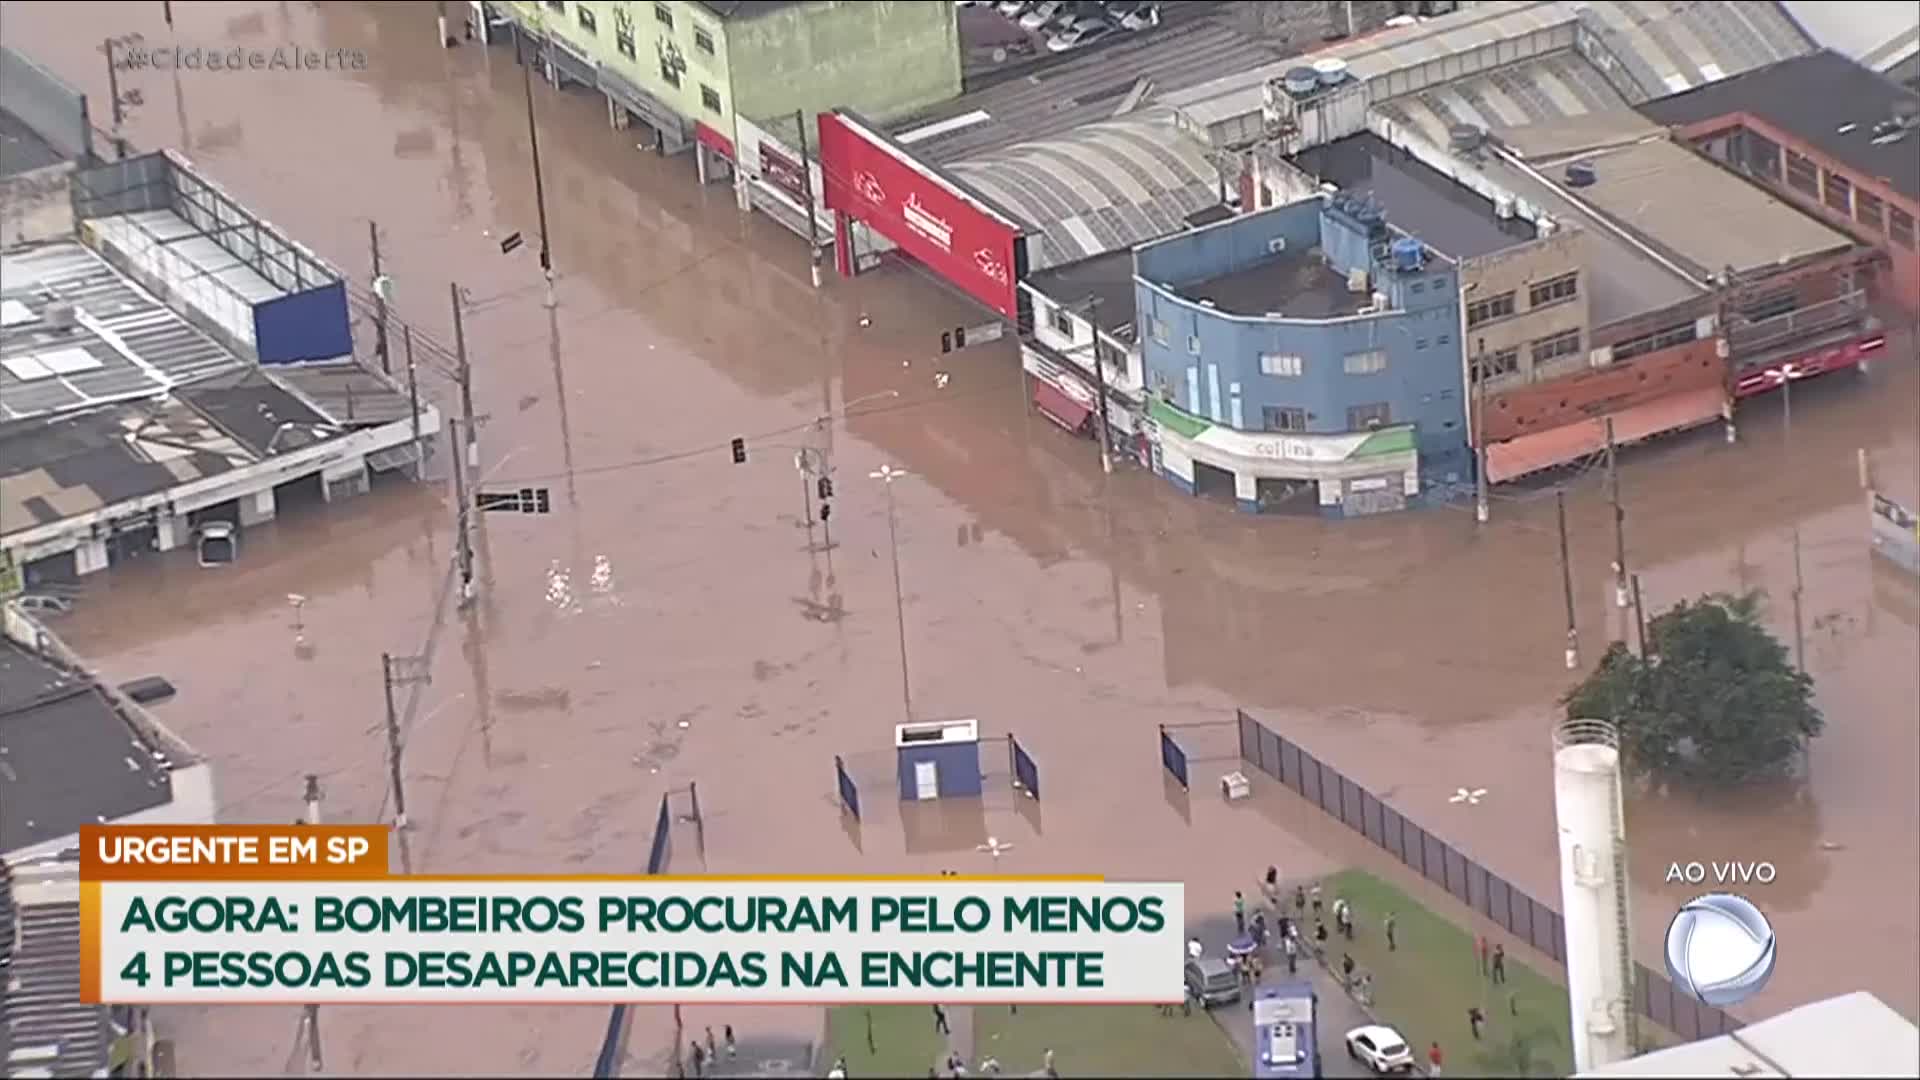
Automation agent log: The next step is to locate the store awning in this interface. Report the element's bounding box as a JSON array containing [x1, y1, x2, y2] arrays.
[[1033, 379, 1091, 434], [1487, 386, 1725, 484]]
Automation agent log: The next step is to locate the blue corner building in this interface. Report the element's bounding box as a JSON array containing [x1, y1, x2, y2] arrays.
[[1134, 196, 1473, 516]]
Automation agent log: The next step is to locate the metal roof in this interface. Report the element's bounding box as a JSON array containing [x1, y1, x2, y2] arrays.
[[890, 18, 1284, 165], [1164, 1, 1814, 132], [1, 883, 109, 1079], [946, 109, 1221, 271], [0, 242, 242, 422], [1577, 992, 1920, 1078], [0, 636, 173, 856], [1777, 0, 1919, 74]]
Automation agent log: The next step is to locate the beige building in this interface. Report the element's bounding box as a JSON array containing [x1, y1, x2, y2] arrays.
[[1460, 224, 1590, 389]]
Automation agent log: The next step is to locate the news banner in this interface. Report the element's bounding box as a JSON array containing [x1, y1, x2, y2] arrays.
[[80, 826, 1185, 1004]]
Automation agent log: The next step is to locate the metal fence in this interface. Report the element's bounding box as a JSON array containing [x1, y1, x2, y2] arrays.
[[592, 786, 701, 1078], [0, 44, 91, 162], [1234, 709, 1742, 1042], [1009, 735, 1040, 800], [1159, 726, 1189, 790]]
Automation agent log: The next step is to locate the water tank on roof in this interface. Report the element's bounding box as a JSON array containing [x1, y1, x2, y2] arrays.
[[1449, 124, 1486, 153], [1390, 237, 1425, 272], [1356, 203, 1388, 238], [1313, 58, 1350, 88], [1283, 67, 1319, 97], [1565, 161, 1598, 188]]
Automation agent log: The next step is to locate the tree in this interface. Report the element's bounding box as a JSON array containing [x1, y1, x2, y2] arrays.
[[1564, 591, 1822, 787]]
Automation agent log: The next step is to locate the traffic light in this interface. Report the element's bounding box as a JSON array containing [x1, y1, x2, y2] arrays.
[[954, 325, 967, 350], [519, 488, 535, 509], [533, 488, 552, 514], [817, 475, 834, 501], [941, 331, 953, 354], [731, 437, 747, 464], [819, 502, 831, 522]]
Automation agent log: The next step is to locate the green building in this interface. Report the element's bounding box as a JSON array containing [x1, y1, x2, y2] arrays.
[[501, 1, 960, 182]]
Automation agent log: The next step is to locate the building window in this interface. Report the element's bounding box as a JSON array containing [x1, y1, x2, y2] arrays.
[[1856, 190, 1884, 232], [1049, 305, 1075, 337], [1187, 335, 1202, 355], [694, 27, 715, 54], [577, 4, 597, 33], [700, 84, 722, 113], [1150, 317, 1168, 344], [660, 55, 681, 86], [1785, 151, 1818, 197], [1410, 281, 1425, 294], [1346, 402, 1391, 430], [1530, 328, 1583, 365], [1891, 207, 1917, 250], [1260, 352, 1304, 377], [654, 2, 674, 28], [1528, 272, 1578, 309], [1262, 406, 1308, 432], [1096, 338, 1124, 371], [1438, 332, 1451, 345], [1471, 347, 1519, 382], [1740, 130, 1781, 182], [1823, 171, 1852, 215], [1343, 349, 1387, 374], [1612, 320, 1696, 362], [1466, 290, 1515, 328]]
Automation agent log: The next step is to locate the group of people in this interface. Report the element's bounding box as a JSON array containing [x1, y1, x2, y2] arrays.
[[684, 1025, 736, 1078]]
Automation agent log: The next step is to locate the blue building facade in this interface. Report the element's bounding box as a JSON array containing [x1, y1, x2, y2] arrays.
[[894, 720, 984, 801], [1133, 197, 1472, 516]]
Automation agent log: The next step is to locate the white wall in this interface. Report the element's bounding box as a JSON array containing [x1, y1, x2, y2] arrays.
[[0, 161, 74, 246]]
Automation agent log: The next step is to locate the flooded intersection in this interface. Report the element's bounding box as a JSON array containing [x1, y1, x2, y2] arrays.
[[5, 1, 1915, 1072]]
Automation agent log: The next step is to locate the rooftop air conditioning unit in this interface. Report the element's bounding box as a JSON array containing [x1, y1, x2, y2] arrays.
[[43, 302, 77, 334], [1371, 290, 1388, 311], [1346, 268, 1370, 293], [1268, 237, 1288, 254]]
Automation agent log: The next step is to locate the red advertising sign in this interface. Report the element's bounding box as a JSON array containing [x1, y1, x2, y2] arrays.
[[816, 111, 1023, 318]]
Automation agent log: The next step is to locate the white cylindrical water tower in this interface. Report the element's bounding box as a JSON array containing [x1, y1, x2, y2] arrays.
[[1553, 719, 1637, 1072]]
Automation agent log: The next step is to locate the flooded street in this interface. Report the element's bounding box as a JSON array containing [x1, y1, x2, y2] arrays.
[[6, 1, 1915, 1073]]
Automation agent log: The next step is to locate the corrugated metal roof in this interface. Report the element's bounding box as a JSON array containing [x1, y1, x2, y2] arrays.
[[1778, 0, 1919, 73], [948, 109, 1220, 271], [0, 242, 242, 422], [1, 897, 110, 1079]]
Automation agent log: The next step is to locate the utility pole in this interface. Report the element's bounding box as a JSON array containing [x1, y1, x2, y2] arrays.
[[1630, 573, 1649, 658], [449, 418, 476, 603], [1557, 489, 1579, 671], [1781, 371, 1807, 673], [871, 465, 914, 723], [1605, 417, 1628, 608], [450, 282, 477, 470], [403, 326, 422, 449], [1473, 340, 1490, 524], [794, 109, 823, 288], [380, 653, 411, 830], [299, 773, 323, 1073], [437, 0, 451, 47], [369, 221, 391, 374], [515, 29, 556, 308], [162, 0, 173, 30], [1077, 296, 1115, 476]]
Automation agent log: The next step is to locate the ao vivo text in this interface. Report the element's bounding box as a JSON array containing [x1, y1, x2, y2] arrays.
[[1664, 861, 1778, 885]]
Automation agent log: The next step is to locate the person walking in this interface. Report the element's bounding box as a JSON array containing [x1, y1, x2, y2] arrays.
[[1385, 912, 1398, 952], [826, 1056, 847, 1079], [705, 1027, 717, 1061], [1043, 1047, 1056, 1078], [1309, 883, 1323, 917], [690, 1041, 706, 1078], [1491, 943, 1507, 985], [724, 1026, 736, 1060], [1467, 1006, 1486, 1041], [934, 1004, 951, 1035], [1293, 885, 1306, 915], [1234, 891, 1247, 934], [1340, 952, 1356, 989], [1283, 932, 1298, 975], [1427, 1041, 1444, 1077]]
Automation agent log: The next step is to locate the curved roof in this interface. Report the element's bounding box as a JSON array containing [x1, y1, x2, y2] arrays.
[[948, 109, 1221, 271]]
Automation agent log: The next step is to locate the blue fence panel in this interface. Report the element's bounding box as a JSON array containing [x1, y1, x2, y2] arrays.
[[592, 1006, 627, 1078], [835, 755, 861, 821], [1011, 737, 1040, 800], [646, 793, 673, 875], [254, 282, 352, 364], [1160, 729, 1189, 790]]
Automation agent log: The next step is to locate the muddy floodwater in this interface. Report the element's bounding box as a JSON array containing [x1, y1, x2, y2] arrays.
[[7, 1, 1915, 1073]]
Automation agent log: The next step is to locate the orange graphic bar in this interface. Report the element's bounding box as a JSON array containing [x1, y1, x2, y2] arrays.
[[81, 824, 390, 881]]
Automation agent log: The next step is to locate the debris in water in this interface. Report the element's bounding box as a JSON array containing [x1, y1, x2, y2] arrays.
[[858, 314, 871, 327]]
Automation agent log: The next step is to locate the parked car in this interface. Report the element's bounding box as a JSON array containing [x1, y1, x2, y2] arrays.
[[11, 593, 72, 616], [1046, 21, 1116, 51], [995, 0, 1033, 17], [1183, 955, 1241, 1007], [1019, 0, 1068, 30], [1115, 1, 1161, 30], [1346, 1025, 1416, 1074]]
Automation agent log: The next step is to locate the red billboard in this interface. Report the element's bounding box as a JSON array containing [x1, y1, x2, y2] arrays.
[[816, 111, 1024, 319]]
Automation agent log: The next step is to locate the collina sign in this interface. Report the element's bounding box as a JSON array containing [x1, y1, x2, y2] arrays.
[[816, 110, 1025, 319]]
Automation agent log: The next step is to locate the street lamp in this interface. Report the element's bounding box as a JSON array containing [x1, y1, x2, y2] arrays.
[[870, 464, 915, 723], [1765, 364, 1808, 672]]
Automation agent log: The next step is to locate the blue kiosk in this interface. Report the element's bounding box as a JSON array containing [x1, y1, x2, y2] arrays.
[[895, 719, 983, 801]]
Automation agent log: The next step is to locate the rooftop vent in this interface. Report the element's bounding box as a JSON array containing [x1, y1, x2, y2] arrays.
[[43, 302, 77, 334], [1449, 124, 1487, 153], [1565, 161, 1598, 188], [1312, 58, 1349, 88], [1282, 67, 1319, 97]]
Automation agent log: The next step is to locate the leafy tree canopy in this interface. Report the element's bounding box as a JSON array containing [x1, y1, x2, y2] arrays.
[[1564, 591, 1822, 787]]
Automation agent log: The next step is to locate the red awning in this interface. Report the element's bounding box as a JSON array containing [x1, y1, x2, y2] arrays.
[[1487, 386, 1725, 484], [1033, 379, 1091, 434], [695, 121, 735, 161]]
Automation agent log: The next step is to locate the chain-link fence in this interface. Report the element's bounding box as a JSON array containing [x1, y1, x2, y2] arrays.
[[1235, 709, 1743, 1042]]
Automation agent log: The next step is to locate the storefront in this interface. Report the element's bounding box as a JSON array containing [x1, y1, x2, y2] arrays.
[[596, 63, 689, 156], [1485, 386, 1726, 483], [1148, 399, 1421, 518], [1020, 341, 1144, 465]]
